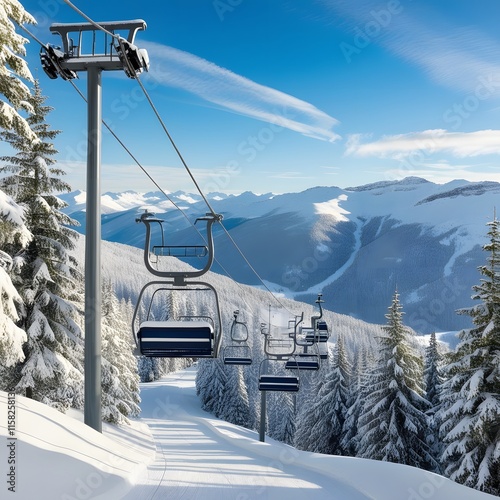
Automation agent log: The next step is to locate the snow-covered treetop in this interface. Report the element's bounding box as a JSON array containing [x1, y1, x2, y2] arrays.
[[0, 189, 31, 247], [0, 0, 38, 143]]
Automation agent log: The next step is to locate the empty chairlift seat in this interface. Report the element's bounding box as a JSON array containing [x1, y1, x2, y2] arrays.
[[224, 355, 252, 366], [223, 310, 252, 365], [258, 375, 299, 392], [285, 354, 320, 371], [304, 323, 329, 343], [223, 345, 252, 365], [138, 320, 214, 358]]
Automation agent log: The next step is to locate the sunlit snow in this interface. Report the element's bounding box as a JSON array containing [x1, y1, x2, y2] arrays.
[[0, 368, 496, 500], [314, 195, 350, 221]]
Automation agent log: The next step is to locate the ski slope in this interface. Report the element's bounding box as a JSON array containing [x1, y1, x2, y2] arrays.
[[0, 367, 497, 499]]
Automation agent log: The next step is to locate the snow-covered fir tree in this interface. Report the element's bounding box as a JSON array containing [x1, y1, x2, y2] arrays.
[[101, 280, 141, 424], [357, 291, 437, 470], [293, 369, 324, 452], [425, 332, 444, 410], [219, 364, 251, 428], [0, 80, 84, 410], [294, 335, 350, 455], [0, 264, 26, 377], [424, 331, 444, 469], [439, 215, 500, 495], [196, 357, 227, 417], [0, 191, 30, 385], [138, 356, 155, 383], [0, 0, 37, 142], [269, 391, 295, 446], [340, 344, 370, 456]]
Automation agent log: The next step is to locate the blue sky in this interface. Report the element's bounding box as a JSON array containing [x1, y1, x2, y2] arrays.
[[16, 0, 500, 194]]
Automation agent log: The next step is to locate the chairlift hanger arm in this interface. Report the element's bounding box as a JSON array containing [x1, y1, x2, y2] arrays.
[[311, 293, 324, 327], [138, 212, 221, 280]]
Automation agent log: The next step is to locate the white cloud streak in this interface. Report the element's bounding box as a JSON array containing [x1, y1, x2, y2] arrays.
[[142, 41, 341, 142], [346, 129, 500, 158], [322, 0, 500, 96]]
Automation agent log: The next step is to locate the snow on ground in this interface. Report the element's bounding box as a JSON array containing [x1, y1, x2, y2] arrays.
[[0, 391, 155, 499], [0, 367, 496, 499]]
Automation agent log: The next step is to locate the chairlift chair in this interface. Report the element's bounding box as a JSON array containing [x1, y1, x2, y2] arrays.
[[258, 358, 299, 392], [132, 281, 221, 358], [223, 310, 252, 366], [285, 349, 320, 371], [318, 341, 329, 360], [261, 319, 296, 359], [132, 211, 223, 358], [312, 294, 330, 337], [223, 345, 252, 365]]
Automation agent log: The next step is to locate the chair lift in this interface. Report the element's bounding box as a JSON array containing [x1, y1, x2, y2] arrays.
[[132, 211, 223, 358], [258, 321, 299, 392], [285, 312, 321, 371], [223, 310, 252, 365], [304, 294, 330, 344]]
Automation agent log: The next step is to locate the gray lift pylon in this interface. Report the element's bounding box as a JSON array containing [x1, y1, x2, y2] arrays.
[[41, 20, 149, 432]]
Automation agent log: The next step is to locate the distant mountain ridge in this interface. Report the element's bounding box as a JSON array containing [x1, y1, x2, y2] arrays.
[[60, 177, 500, 334]]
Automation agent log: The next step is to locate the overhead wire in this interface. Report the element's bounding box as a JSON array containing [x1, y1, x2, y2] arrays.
[[61, 0, 118, 39], [130, 73, 298, 316], [67, 70, 294, 323], [58, 0, 217, 218], [19, 10, 299, 320]]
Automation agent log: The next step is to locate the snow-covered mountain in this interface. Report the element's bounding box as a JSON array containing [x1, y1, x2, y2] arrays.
[[61, 177, 500, 334]]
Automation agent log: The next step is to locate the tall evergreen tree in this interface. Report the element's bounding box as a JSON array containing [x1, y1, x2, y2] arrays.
[[138, 356, 155, 383], [0, 191, 30, 383], [310, 335, 350, 455], [439, 216, 500, 494], [269, 391, 295, 445], [220, 365, 251, 428], [196, 357, 227, 417], [293, 339, 350, 455], [424, 331, 444, 470], [357, 291, 436, 470], [341, 345, 370, 456], [0, 80, 84, 410], [0, 0, 37, 142], [425, 332, 443, 410], [101, 280, 141, 423]]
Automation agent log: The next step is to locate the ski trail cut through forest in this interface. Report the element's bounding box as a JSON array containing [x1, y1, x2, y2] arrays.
[[123, 368, 372, 499]]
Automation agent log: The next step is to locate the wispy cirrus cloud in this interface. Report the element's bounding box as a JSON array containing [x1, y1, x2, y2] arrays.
[[321, 0, 500, 96], [346, 129, 500, 158], [142, 41, 340, 142]]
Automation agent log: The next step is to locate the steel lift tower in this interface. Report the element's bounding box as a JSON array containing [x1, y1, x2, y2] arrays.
[[40, 20, 149, 432]]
